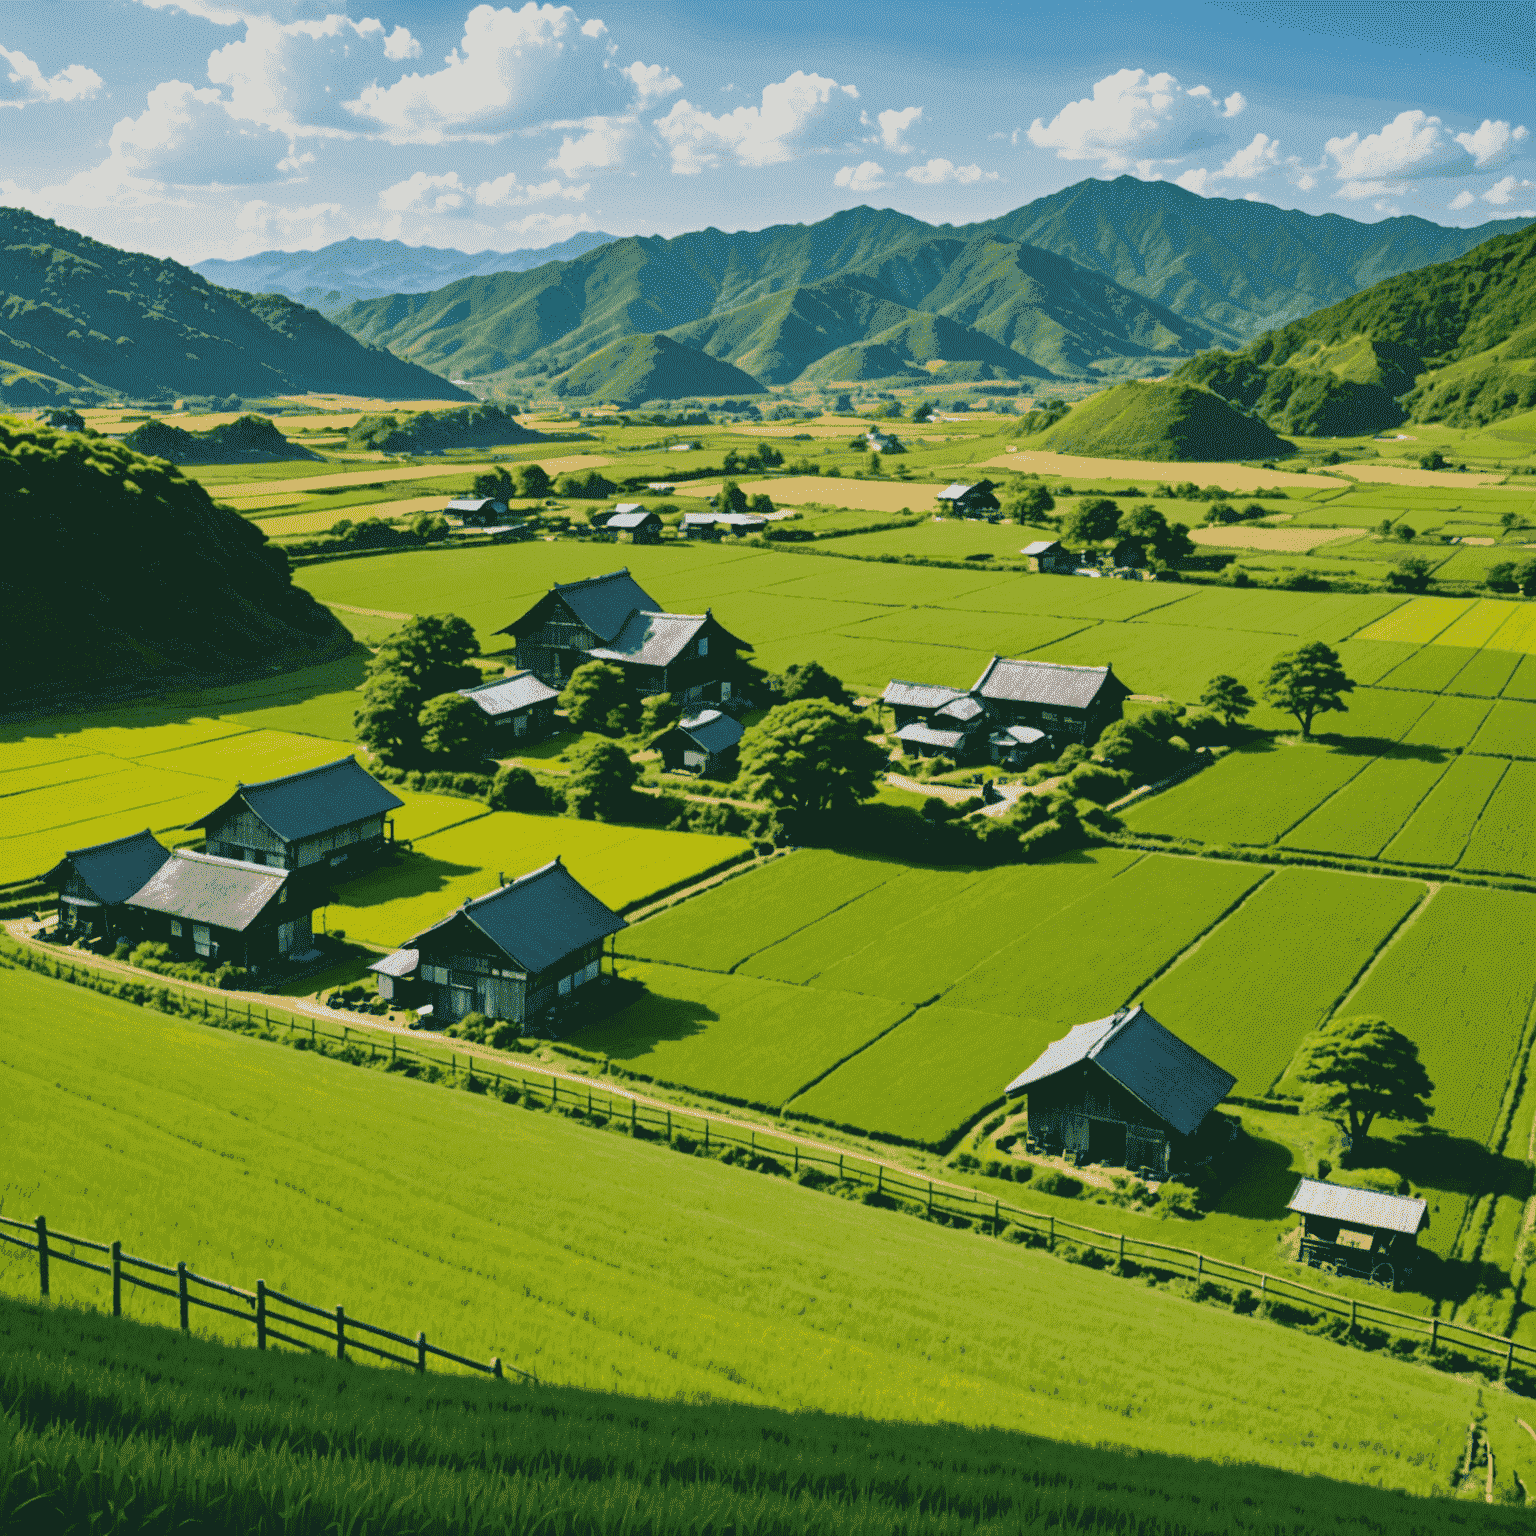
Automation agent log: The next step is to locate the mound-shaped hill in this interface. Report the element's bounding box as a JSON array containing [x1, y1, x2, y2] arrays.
[[344, 401, 545, 453], [1178, 223, 1536, 432], [0, 206, 471, 407], [0, 417, 348, 701], [551, 333, 765, 404], [120, 413, 321, 465], [1029, 381, 1292, 462]]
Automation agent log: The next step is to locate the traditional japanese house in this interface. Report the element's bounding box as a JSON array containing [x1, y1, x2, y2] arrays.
[[1286, 1178, 1428, 1290], [654, 708, 745, 776], [881, 680, 967, 730], [1005, 1004, 1235, 1177], [372, 858, 627, 1026], [446, 497, 509, 526], [458, 670, 561, 743], [606, 506, 663, 543], [988, 722, 1050, 768], [123, 848, 317, 971], [935, 480, 1000, 516], [187, 757, 404, 880], [1023, 539, 1075, 574], [44, 828, 170, 944], [684, 512, 766, 539], [972, 657, 1128, 746]]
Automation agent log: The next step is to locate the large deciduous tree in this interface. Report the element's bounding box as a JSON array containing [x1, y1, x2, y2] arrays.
[[560, 660, 640, 736], [1293, 1015, 1434, 1143], [770, 660, 850, 706], [564, 737, 639, 820], [1263, 642, 1355, 738], [738, 700, 886, 816], [367, 614, 480, 701], [1060, 497, 1121, 545], [1200, 673, 1255, 729], [418, 693, 492, 766]]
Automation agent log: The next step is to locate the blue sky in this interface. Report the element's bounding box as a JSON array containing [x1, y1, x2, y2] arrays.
[[2, 0, 1531, 262]]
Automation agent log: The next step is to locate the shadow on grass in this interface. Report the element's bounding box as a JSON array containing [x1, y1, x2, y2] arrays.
[[326, 849, 482, 913], [578, 990, 719, 1061]]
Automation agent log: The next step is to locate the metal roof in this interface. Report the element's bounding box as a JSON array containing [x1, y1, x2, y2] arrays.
[[497, 567, 660, 642], [446, 498, 506, 514], [1005, 1004, 1235, 1138], [125, 848, 291, 933], [937, 483, 975, 500], [405, 858, 625, 974], [676, 709, 744, 754], [896, 721, 968, 750], [973, 656, 1125, 711], [1287, 1178, 1429, 1236], [1022, 540, 1061, 556], [45, 828, 170, 905], [589, 611, 708, 668], [368, 947, 419, 978], [459, 670, 560, 717], [188, 757, 404, 844], [882, 679, 965, 711], [606, 509, 658, 528], [935, 694, 984, 723]]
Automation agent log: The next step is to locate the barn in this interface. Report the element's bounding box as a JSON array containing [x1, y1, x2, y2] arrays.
[[458, 670, 561, 743], [45, 828, 171, 944], [1287, 1178, 1428, 1290], [606, 506, 663, 543], [1005, 1004, 1236, 1177], [653, 708, 745, 777], [935, 481, 1000, 516], [446, 497, 509, 526]]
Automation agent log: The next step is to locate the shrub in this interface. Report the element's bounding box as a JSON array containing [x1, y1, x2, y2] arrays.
[[445, 1011, 491, 1044], [487, 764, 551, 814], [1062, 763, 1130, 805], [1156, 1181, 1200, 1219], [1032, 1170, 1081, 1199]]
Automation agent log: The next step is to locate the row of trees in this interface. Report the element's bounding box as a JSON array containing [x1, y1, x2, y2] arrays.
[[354, 615, 493, 769], [1058, 497, 1195, 568]]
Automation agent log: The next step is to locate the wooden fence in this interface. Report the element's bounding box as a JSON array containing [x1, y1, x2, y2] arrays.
[[12, 945, 1536, 1380], [0, 1213, 532, 1384]]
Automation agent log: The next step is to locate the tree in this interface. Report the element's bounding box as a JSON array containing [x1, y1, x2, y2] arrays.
[[1006, 483, 1055, 522], [418, 693, 491, 766], [770, 660, 850, 706], [1419, 449, 1446, 471], [411, 512, 450, 541], [1200, 674, 1254, 729], [565, 736, 639, 820], [367, 614, 480, 702], [748, 492, 775, 516], [910, 400, 934, 423], [1486, 561, 1517, 593], [1518, 559, 1536, 598], [717, 479, 748, 515], [1386, 557, 1433, 594], [472, 467, 515, 501], [487, 763, 549, 814], [354, 672, 420, 763], [738, 700, 886, 816], [515, 462, 551, 499], [43, 407, 85, 432], [1120, 504, 1191, 565], [1292, 1015, 1434, 1143], [1394, 522, 1417, 542], [1263, 641, 1355, 738], [560, 660, 639, 736], [1062, 762, 1130, 805], [1060, 497, 1121, 545]]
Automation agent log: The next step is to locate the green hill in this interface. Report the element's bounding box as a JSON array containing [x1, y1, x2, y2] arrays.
[[0, 206, 471, 407], [1178, 223, 1536, 432], [120, 412, 321, 464], [344, 401, 545, 452], [1029, 380, 1292, 461], [551, 332, 766, 404], [0, 417, 348, 701]]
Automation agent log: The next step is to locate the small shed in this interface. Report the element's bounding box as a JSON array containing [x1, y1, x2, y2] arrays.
[[368, 946, 419, 1005], [654, 708, 745, 776], [458, 670, 561, 743], [606, 505, 663, 544], [1023, 539, 1074, 574], [1287, 1178, 1428, 1290], [682, 513, 722, 540], [989, 723, 1049, 767], [44, 828, 171, 943], [447, 497, 509, 526], [935, 480, 1000, 517]]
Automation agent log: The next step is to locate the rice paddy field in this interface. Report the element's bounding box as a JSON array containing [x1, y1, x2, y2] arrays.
[[4, 959, 1530, 1522]]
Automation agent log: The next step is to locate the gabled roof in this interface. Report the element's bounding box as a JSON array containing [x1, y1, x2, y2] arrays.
[[882, 679, 965, 712], [937, 480, 996, 501], [1004, 1004, 1235, 1137], [446, 498, 505, 514], [674, 709, 744, 754], [588, 609, 751, 668], [45, 828, 170, 905], [935, 694, 984, 723], [496, 567, 660, 642], [125, 848, 293, 932], [1287, 1178, 1429, 1236], [1022, 540, 1062, 556], [973, 656, 1127, 712], [896, 720, 968, 751], [991, 724, 1047, 746], [187, 757, 404, 843], [606, 509, 658, 528], [459, 670, 560, 717], [404, 858, 625, 974], [368, 947, 419, 978]]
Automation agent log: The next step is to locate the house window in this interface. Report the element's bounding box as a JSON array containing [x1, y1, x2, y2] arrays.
[[423, 964, 449, 986], [192, 923, 212, 957], [697, 635, 709, 657], [514, 714, 528, 737], [170, 919, 183, 937], [558, 973, 573, 996]]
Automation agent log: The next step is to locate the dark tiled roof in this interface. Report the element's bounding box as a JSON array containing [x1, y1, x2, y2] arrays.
[[896, 721, 968, 750], [883, 679, 965, 711], [589, 611, 706, 668], [936, 694, 984, 723], [1005, 1005, 1235, 1137], [188, 757, 404, 843], [677, 709, 744, 754], [406, 858, 625, 974], [1287, 1178, 1429, 1236], [538, 568, 661, 642], [369, 947, 420, 978], [125, 848, 292, 932], [973, 656, 1126, 711], [45, 828, 170, 905], [460, 670, 560, 717]]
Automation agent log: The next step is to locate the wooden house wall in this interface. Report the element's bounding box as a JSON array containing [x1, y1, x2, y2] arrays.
[[1025, 1062, 1181, 1174], [205, 808, 287, 861]]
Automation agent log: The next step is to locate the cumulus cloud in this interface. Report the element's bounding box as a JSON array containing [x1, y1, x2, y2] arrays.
[[1484, 174, 1534, 205], [624, 60, 681, 105], [1457, 119, 1528, 170], [549, 115, 635, 173], [877, 105, 921, 153], [655, 70, 859, 173], [237, 198, 345, 244], [902, 158, 995, 185], [0, 45, 102, 108], [1219, 131, 1281, 180], [1028, 69, 1243, 173], [1448, 189, 1476, 210], [1325, 111, 1528, 204], [380, 167, 589, 214], [834, 160, 885, 192]]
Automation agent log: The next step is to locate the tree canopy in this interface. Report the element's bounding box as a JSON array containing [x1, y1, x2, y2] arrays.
[[1060, 497, 1121, 544], [355, 613, 481, 763], [1292, 1015, 1434, 1142], [560, 661, 640, 737], [418, 693, 491, 766], [565, 737, 639, 820], [770, 660, 850, 707], [1263, 642, 1355, 738], [738, 700, 886, 816], [1199, 674, 1254, 729]]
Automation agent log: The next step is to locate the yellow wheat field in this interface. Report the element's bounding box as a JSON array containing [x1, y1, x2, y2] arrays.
[[1188, 525, 1367, 553]]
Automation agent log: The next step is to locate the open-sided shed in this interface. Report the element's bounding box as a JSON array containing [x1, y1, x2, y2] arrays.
[[1287, 1178, 1428, 1290]]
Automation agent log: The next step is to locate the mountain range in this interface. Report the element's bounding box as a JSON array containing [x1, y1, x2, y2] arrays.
[[192, 232, 616, 314], [0, 207, 472, 407], [326, 179, 1530, 397]]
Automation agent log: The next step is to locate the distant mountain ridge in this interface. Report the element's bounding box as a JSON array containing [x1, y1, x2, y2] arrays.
[[0, 207, 472, 406], [329, 179, 1529, 395], [193, 232, 617, 313]]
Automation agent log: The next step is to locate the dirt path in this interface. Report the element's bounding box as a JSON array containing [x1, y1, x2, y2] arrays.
[[884, 773, 1058, 817], [322, 601, 416, 621]]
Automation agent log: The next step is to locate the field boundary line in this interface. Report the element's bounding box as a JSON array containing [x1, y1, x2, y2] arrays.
[[1121, 866, 1276, 1004], [778, 1002, 929, 1108]]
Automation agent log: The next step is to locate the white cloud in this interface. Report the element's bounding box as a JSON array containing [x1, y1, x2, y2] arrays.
[[1175, 167, 1212, 195], [502, 209, 595, 239], [654, 70, 859, 173], [1336, 179, 1400, 201], [550, 115, 635, 173], [1456, 119, 1528, 170], [132, 0, 249, 27], [624, 60, 680, 105], [902, 157, 994, 186], [1484, 173, 1534, 205], [835, 160, 886, 192], [1325, 110, 1476, 183], [1449, 189, 1476, 210], [236, 197, 345, 248], [380, 167, 589, 215], [383, 26, 422, 62], [0, 45, 102, 107], [1027, 68, 1241, 172], [475, 170, 588, 205], [1285, 155, 1320, 192], [380, 169, 471, 213], [1219, 131, 1280, 180], [877, 105, 921, 153]]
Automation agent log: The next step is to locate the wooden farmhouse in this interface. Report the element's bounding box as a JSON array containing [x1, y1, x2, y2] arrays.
[[458, 670, 560, 743], [606, 505, 663, 543], [935, 480, 1000, 517], [973, 657, 1128, 746], [446, 497, 509, 526], [497, 568, 752, 706], [1287, 1178, 1428, 1290], [1005, 1004, 1236, 1177], [123, 847, 318, 970], [371, 858, 627, 1027], [187, 758, 404, 881], [1023, 539, 1075, 574], [653, 708, 745, 777], [45, 828, 171, 944], [683, 512, 767, 539]]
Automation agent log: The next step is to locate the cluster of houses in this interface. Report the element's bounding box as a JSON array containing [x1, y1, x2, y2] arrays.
[[1023, 538, 1153, 581]]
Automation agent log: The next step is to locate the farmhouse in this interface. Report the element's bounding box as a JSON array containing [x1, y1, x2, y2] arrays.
[[458, 670, 560, 743], [446, 497, 508, 526], [935, 481, 999, 517], [1023, 539, 1075, 574], [684, 512, 768, 539], [972, 657, 1128, 745], [606, 505, 663, 543], [653, 708, 745, 777], [1005, 1004, 1236, 1177], [1287, 1178, 1428, 1290], [123, 847, 318, 971], [372, 858, 627, 1026], [498, 568, 752, 705], [881, 680, 967, 730], [45, 828, 171, 944], [187, 757, 404, 879]]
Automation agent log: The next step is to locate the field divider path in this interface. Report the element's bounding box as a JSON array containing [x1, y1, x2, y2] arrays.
[[1121, 868, 1276, 1000]]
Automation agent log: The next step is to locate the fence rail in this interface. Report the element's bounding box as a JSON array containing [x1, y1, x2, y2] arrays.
[[0, 1214, 530, 1384], [10, 942, 1533, 1380]]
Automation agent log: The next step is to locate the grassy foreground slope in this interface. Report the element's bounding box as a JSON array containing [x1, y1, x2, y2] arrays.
[[0, 961, 1503, 1497], [1028, 379, 1292, 461]]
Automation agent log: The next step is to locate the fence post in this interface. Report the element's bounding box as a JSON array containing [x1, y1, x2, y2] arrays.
[[928, 1180, 933, 1218], [1429, 1318, 1438, 1355], [704, 1120, 709, 1151], [1048, 1215, 1055, 1250], [551, 1077, 557, 1104], [416, 1330, 427, 1374], [1260, 1274, 1267, 1302], [839, 1154, 844, 1180], [336, 1305, 346, 1360], [492, 1357, 504, 1381], [256, 1280, 267, 1349], [1118, 1232, 1125, 1267], [666, 1110, 672, 1140], [35, 1217, 48, 1298], [311, 1019, 316, 1045], [1506, 1338, 1516, 1377], [178, 1262, 189, 1330], [877, 1166, 883, 1195], [587, 1085, 593, 1114], [794, 1145, 799, 1174], [111, 1241, 121, 1316], [1195, 1252, 1203, 1281]]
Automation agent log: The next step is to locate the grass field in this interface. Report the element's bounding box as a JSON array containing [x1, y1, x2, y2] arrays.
[[1, 959, 1521, 1512]]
